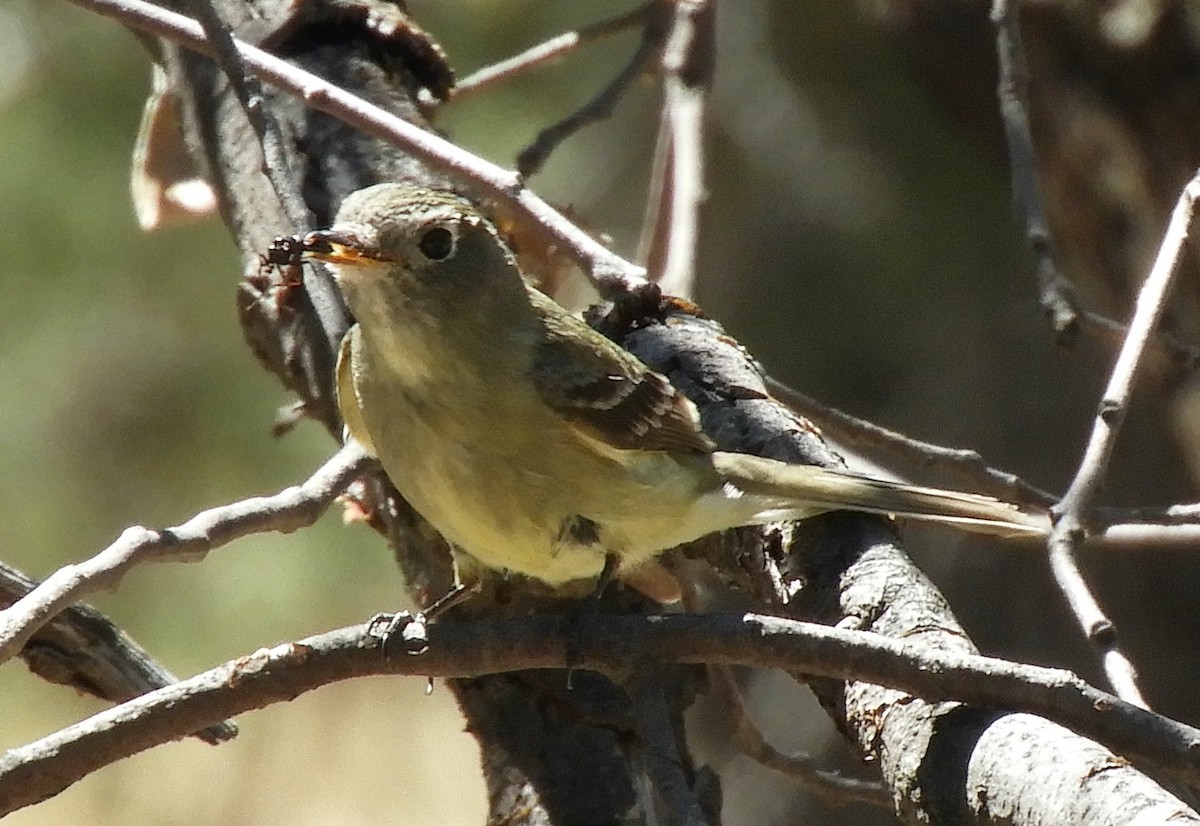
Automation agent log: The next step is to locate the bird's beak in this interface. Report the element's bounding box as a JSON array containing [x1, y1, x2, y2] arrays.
[[300, 230, 380, 265]]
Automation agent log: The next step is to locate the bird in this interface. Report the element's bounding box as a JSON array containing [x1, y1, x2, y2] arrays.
[[299, 182, 1047, 589]]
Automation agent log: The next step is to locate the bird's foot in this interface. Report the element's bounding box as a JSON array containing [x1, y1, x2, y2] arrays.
[[367, 580, 481, 657]]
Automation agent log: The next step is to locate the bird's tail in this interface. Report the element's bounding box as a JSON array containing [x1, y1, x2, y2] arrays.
[[711, 451, 1048, 538]]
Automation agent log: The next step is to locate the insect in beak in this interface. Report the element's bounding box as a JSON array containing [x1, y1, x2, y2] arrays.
[[300, 230, 380, 265]]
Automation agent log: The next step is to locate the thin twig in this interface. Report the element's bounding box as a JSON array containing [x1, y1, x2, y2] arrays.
[[0, 561, 236, 745], [764, 375, 1058, 508], [642, 0, 714, 298], [636, 103, 672, 270], [71, 0, 647, 289], [1081, 309, 1200, 376], [991, 0, 1080, 343], [0, 444, 372, 667], [684, 567, 886, 811], [766, 375, 1200, 546], [451, 3, 653, 100], [1089, 523, 1200, 548], [515, 12, 666, 177], [3, 612, 1199, 815], [1050, 169, 1200, 707], [709, 667, 891, 809]]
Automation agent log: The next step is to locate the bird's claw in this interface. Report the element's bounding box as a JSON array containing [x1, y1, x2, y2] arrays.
[[366, 611, 430, 656]]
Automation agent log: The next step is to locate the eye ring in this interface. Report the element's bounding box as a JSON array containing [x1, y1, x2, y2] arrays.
[[417, 226, 456, 261]]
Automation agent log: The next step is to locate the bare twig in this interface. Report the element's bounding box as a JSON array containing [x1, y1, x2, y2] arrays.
[[0, 444, 372, 667], [515, 10, 666, 177], [681, 569, 884, 809], [766, 374, 1200, 545], [0, 561, 236, 745], [1081, 309, 1200, 376], [70, 0, 647, 289], [1087, 523, 1200, 548], [2, 612, 1198, 815], [640, 0, 714, 298], [1091, 502, 1200, 528], [451, 3, 653, 100], [1050, 169, 1200, 706], [709, 666, 891, 809], [764, 375, 1058, 508], [991, 0, 1080, 343]]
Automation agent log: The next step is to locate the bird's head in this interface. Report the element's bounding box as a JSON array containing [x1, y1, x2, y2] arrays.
[[302, 183, 524, 336]]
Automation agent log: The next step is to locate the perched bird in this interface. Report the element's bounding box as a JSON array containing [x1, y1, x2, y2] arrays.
[[301, 183, 1046, 588]]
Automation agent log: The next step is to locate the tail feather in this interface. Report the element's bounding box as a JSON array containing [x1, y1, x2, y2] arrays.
[[711, 452, 1048, 538]]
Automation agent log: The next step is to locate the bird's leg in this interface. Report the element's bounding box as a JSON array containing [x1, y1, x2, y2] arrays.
[[566, 552, 621, 688]]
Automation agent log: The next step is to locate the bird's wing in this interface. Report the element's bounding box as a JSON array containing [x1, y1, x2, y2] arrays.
[[527, 289, 714, 455], [336, 325, 377, 456]]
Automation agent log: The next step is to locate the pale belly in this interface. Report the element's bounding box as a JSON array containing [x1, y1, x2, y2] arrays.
[[358, 387, 741, 585]]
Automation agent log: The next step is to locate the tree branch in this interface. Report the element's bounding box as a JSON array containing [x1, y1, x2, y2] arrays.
[[709, 665, 891, 809], [450, 3, 652, 101], [1050, 169, 1200, 706], [991, 0, 1080, 342], [0, 444, 371, 667], [639, 0, 714, 297], [515, 5, 666, 177], [627, 668, 711, 825], [181, 0, 348, 362], [69, 0, 646, 288], [2, 612, 1197, 816], [0, 561, 236, 745], [764, 374, 1059, 508]]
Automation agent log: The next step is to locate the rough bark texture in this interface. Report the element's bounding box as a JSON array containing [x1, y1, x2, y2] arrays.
[[599, 297, 1198, 824]]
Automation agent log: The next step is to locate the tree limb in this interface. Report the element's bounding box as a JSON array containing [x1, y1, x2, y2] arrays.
[[0, 444, 370, 667], [1, 612, 1198, 817]]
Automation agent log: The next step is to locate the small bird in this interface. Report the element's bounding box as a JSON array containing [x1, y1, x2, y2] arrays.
[[301, 183, 1046, 588]]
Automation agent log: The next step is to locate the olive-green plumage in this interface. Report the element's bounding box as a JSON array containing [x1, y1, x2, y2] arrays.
[[308, 183, 1046, 586]]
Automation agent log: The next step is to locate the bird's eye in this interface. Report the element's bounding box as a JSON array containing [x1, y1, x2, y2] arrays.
[[417, 226, 456, 261]]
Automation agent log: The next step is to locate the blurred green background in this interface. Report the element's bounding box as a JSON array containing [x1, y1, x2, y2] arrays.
[[3, 1, 1198, 824]]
